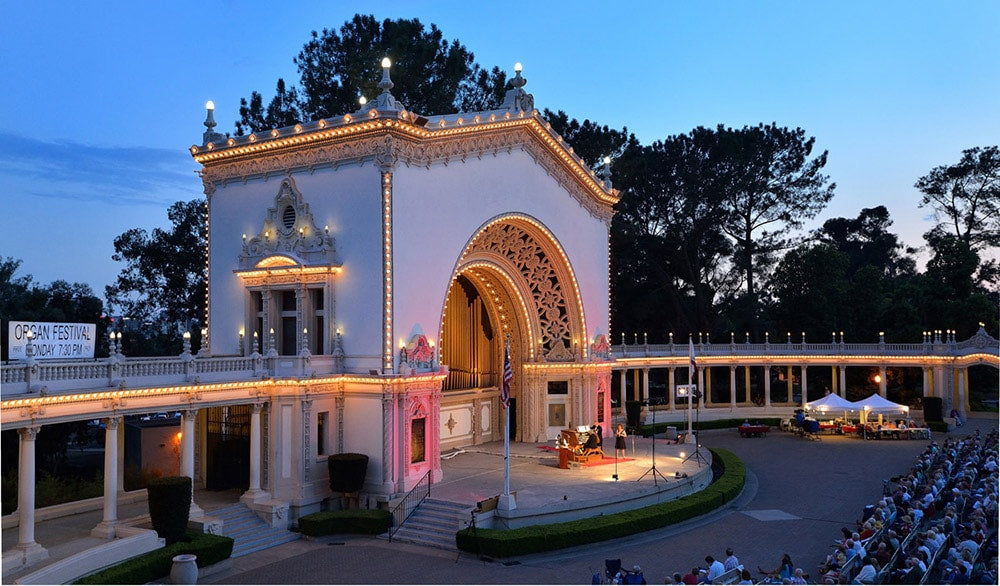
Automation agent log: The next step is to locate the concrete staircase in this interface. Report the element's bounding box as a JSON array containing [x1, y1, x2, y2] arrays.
[[386, 498, 471, 550], [208, 503, 300, 558]]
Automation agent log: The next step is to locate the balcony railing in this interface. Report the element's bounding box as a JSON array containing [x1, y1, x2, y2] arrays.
[[612, 327, 998, 361]]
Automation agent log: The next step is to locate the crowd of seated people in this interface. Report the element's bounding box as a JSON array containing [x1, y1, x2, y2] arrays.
[[815, 430, 998, 585]]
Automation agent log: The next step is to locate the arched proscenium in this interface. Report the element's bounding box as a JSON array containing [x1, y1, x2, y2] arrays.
[[445, 215, 587, 363]]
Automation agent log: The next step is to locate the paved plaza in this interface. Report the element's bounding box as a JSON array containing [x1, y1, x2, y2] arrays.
[[204, 413, 997, 585]]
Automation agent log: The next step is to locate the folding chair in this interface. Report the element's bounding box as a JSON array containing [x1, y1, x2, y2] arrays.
[[605, 559, 622, 583]]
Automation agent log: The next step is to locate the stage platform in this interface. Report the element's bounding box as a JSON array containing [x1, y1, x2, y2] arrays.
[[432, 437, 713, 528]]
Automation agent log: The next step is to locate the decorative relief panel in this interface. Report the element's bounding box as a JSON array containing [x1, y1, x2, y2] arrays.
[[239, 176, 338, 269], [467, 222, 574, 361]]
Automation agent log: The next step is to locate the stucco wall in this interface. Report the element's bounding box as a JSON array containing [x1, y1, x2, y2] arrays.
[[391, 148, 610, 353], [207, 164, 384, 367]]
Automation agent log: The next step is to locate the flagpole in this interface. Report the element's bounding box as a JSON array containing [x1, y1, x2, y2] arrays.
[[499, 334, 516, 511], [504, 395, 510, 497], [688, 336, 696, 444]]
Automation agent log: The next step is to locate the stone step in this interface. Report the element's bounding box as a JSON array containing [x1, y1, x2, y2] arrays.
[[205, 503, 300, 558], [383, 498, 470, 550]]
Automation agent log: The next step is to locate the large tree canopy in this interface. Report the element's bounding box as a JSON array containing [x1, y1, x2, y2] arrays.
[[236, 15, 507, 134], [105, 200, 206, 331], [915, 145, 1000, 249], [611, 131, 738, 339], [711, 123, 835, 307], [816, 206, 915, 278]]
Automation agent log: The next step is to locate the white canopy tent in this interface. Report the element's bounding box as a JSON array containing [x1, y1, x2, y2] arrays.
[[805, 393, 858, 421], [806, 393, 857, 412], [851, 393, 909, 423]]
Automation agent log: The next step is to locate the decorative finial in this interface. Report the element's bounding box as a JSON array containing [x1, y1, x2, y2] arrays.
[[202, 100, 224, 145], [358, 57, 403, 114], [379, 57, 394, 94], [599, 156, 613, 189], [501, 62, 534, 112]]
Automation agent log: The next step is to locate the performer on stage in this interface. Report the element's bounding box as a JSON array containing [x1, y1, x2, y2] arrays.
[[615, 423, 627, 458]]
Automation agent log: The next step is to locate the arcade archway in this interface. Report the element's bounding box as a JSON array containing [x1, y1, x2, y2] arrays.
[[440, 216, 590, 443]]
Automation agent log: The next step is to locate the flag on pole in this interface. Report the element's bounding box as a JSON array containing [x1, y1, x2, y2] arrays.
[[688, 338, 697, 382], [501, 340, 513, 409]]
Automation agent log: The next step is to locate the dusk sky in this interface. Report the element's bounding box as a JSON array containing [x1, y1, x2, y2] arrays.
[[2, 1, 998, 310]]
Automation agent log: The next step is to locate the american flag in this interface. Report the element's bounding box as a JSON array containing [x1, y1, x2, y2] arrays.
[[688, 338, 697, 382], [501, 341, 513, 409]]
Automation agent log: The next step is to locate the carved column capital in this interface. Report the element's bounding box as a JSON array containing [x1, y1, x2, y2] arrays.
[[18, 426, 40, 441]]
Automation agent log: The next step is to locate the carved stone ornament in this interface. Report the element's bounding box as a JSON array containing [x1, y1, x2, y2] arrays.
[[466, 221, 579, 362], [239, 176, 338, 269], [591, 331, 610, 361], [500, 68, 534, 113], [967, 325, 999, 350]]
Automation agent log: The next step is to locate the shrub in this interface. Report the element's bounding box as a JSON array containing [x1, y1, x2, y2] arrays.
[[928, 421, 949, 433], [639, 418, 783, 437], [74, 531, 233, 585], [298, 509, 392, 536], [327, 453, 369, 494], [147, 476, 191, 545], [2, 470, 104, 514], [624, 401, 643, 432], [456, 448, 745, 558]]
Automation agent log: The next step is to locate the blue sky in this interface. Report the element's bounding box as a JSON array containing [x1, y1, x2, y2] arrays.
[[2, 1, 998, 308]]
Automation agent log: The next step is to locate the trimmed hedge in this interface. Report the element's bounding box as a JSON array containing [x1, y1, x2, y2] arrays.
[[928, 421, 949, 433], [456, 448, 745, 558], [74, 531, 234, 585], [147, 476, 191, 544], [639, 418, 783, 437], [298, 508, 392, 536], [328, 453, 369, 494]]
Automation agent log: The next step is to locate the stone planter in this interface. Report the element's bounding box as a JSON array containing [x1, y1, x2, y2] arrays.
[[170, 554, 198, 584]]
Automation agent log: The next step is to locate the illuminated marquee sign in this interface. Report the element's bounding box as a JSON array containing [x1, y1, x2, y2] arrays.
[[7, 321, 97, 360]]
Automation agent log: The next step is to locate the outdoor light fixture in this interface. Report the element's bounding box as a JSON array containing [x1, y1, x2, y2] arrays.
[[381, 57, 391, 69], [359, 96, 367, 106], [514, 62, 522, 73]]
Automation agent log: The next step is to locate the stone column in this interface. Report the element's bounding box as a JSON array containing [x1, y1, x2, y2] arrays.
[[922, 367, 931, 398], [764, 366, 772, 407], [744, 367, 751, 405], [839, 365, 847, 397], [800, 366, 808, 408], [879, 366, 887, 398], [667, 367, 675, 411], [92, 416, 122, 538], [242, 402, 265, 504], [786, 366, 793, 403], [619, 369, 627, 405], [697, 368, 706, 409], [180, 410, 203, 516], [956, 368, 967, 417], [15, 427, 48, 564], [933, 365, 946, 403], [962, 368, 970, 413], [632, 369, 641, 403], [831, 366, 837, 396], [729, 366, 737, 409], [641, 368, 649, 405], [705, 368, 712, 406]]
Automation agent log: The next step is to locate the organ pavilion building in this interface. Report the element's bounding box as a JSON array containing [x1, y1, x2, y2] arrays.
[[191, 60, 617, 515]]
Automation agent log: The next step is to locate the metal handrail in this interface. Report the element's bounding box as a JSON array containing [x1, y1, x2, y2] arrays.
[[387, 470, 431, 541]]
